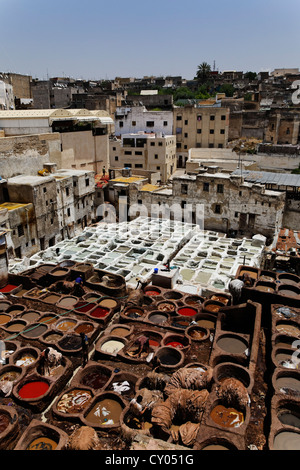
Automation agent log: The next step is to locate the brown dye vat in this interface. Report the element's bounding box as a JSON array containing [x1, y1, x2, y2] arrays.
[[5, 320, 26, 333], [42, 332, 63, 344], [273, 431, 300, 450], [26, 437, 58, 450], [55, 318, 77, 332], [56, 296, 78, 309], [210, 404, 245, 428], [84, 394, 125, 427], [213, 363, 251, 390], [58, 335, 82, 351], [210, 294, 230, 305], [171, 316, 190, 330], [106, 372, 138, 399], [41, 294, 61, 304], [56, 388, 93, 415], [109, 326, 131, 337], [278, 285, 300, 298], [0, 368, 21, 383], [98, 298, 118, 309], [239, 268, 258, 280], [155, 346, 184, 367], [40, 314, 58, 325], [74, 323, 94, 334], [163, 290, 183, 300], [277, 405, 300, 429], [275, 375, 300, 394], [22, 323, 48, 339], [14, 288, 29, 297], [185, 295, 204, 306], [0, 301, 11, 311], [14, 351, 38, 367], [124, 307, 144, 319], [6, 305, 26, 317], [0, 413, 10, 433], [83, 293, 102, 303], [203, 300, 224, 314], [80, 367, 111, 390], [21, 311, 40, 322], [157, 301, 176, 312], [0, 314, 11, 325], [278, 273, 300, 286], [196, 316, 216, 330], [276, 322, 300, 338], [217, 335, 248, 354], [255, 281, 275, 292], [50, 268, 69, 277], [186, 325, 209, 341], [148, 311, 169, 326]]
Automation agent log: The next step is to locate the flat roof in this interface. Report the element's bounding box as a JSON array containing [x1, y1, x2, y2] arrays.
[[0, 202, 32, 211], [231, 169, 300, 188]]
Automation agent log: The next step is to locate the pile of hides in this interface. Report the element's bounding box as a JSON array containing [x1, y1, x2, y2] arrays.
[[164, 367, 213, 395]]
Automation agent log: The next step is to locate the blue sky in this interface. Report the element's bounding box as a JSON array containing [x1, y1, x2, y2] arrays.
[[1, 0, 299, 80]]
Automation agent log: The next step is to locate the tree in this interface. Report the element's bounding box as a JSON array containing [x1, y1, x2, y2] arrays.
[[196, 62, 211, 84], [244, 71, 257, 81], [219, 83, 235, 97]]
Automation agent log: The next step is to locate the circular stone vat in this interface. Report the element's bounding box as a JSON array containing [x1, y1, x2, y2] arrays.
[[108, 324, 132, 338], [185, 295, 204, 307], [274, 371, 300, 395], [144, 286, 161, 297], [200, 439, 237, 450], [210, 294, 230, 306], [89, 306, 110, 319], [99, 336, 126, 355], [210, 400, 245, 429], [56, 296, 78, 310], [277, 403, 300, 429], [255, 281, 275, 293], [55, 388, 93, 416], [49, 267, 69, 278], [124, 306, 145, 320], [0, 313, 11, 326], [203, 300, 224, 314], [274, 335, 298, 350], [58, 335, 82, 352], [274, 348, 298, 369], [185, 325, 209, 342], [79, 365, 112, 391], [171, 316, 191, 330], [6, 305, 26, 317], [155, 346, 184, 368], [41, 294, 61, 304], [162, 334, 189, 350], [278, 273, 300, 286], [195, 314, 216, 330], [83, 293, 102, 303], [217, 334, 248, 355], [163, 290, 183, 300], [157, 301, 176, 312], [0, 366, 23, 385], [213, 363, 251, 390], [55, 318, 77, 332], [147, 311, 169, 326], [276, 321, 300, 338], [21, 323, 48, 339], [82, 392, 126, 428], [0, 301, 11, 312], [14, 348, 39, 367], [273, 431, 300, 450], [278, 284, 300, 298], [42, 331, 64, 344], [5, 320, 27, 333], [98, 298, 118, 310], [74, 301, 97, 313], [177, 306, 198, 317], [17, 379, 50, 400], [20, 311, 40, 323], [74, 323, 94, 334], [40, 314, 58, 325]]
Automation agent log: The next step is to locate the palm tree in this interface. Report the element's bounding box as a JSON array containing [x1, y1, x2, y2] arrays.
[[196, 62, 211, 84]]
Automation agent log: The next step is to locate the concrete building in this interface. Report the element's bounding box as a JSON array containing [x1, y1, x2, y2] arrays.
[[114, 105, 173, 136], [127, 169, 286, 239], [0, 80, 14, 110], [109, 132, 177, 183], [0, 108, 113, 174], [173, 103, 230, 167]]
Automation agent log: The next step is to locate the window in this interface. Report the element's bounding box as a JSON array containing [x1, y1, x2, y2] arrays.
[[67, 208, 71, 217], [197, 115, 202, 121], [124, 151, 132, 155], [135, 164, 143, 168], [135, 151, 142, 155], [221, 115, 226, 120], [203, 182, 209, 192], [235, 212, 239, 218], [176, 127, 182, 134], [43, 187, 47, 193], [176, 115, 182, 121], [85, 178, 89, 186], [184, 120, 188, 125], [210, 129, 214, 134], [17, 225, 24, 237], [215, 204, 221, 214], [113, 146, 116, 151], [138, 199, 142, 204], [218, 144, 223, 148], [197, 129, 202, 134], [158, 142, 163, 146], [184, 145, 188, 149], [217, 184, 224, 194], [119, 121, 123, 127], [209, 143, 214, 148], [163, 121, 168, 126], [115, 156, 119, 161], [155, 154, 158, 159], [66, 187, 70, 196], [176, 143, 182, 149], [286, 128, 290, 135], [220, 129, 225, 134], [150, 142, 155, 146], [210, 115, 215, 121], [124, 163, 132, 168], [146, 121, 154, 127], [156, 166, 160, 171], [184, 133, 188, 138], [132, 121, 136, 126], [181, 184, 188, 194]]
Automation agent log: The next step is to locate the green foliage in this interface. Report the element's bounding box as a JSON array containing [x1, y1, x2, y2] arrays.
[[219, 83, 235, 97], [244, 71, 257, 80]]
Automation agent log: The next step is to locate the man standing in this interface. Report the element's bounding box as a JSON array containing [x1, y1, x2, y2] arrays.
[[80, 332, 89, 367]]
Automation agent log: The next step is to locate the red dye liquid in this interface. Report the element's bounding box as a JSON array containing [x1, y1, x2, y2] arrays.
[[149, 339, 159, 347], [90, 307, 109, 318], [0, 284, 17, 293], [166, 341, 184, 349], [178, 307, 197, 316], [74, 302, 96, 313], [145, 290, 160, 296], [18, 381, 49, 399]]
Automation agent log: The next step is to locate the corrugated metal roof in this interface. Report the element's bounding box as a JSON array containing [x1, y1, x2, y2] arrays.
[[231, 169, 300, 187]]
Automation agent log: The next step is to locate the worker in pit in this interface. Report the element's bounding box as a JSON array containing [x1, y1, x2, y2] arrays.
[[133, 335, 150, 357], [72, 276, 85, 297], [80, 332, 89, 367], [39, 348, 50, 375]]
